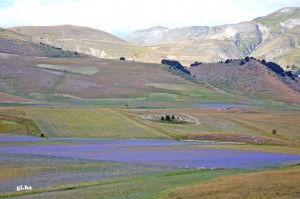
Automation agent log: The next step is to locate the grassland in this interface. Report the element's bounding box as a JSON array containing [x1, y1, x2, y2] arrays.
[[166, 165, 300, 199], [35, 64, 99, 75], [26, 108, 169, 139], [19, 105, 300, 147], [1, 105, 300, 198], [0, 151, 246, 199], [126, 106, 300, 146], [0, 107, 42, 136], [1, 149, 298, 199]]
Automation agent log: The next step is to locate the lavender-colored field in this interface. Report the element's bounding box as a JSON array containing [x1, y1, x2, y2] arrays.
[[1, 137, 299, 168], [192, 103, 247, 108], [0, 136, 45, 142]]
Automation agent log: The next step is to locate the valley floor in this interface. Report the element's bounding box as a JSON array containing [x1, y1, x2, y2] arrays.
[[0, 105, 299, 198]]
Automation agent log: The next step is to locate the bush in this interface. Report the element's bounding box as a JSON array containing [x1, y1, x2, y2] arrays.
[[285, 71, 294, 77], [161, 116, 165, 121], [190, 61, 203, 67], [240, 60, 245, 65], [120, 57, 126, 61], [245, 56, 250, 62], [171, 115, 175, 120]]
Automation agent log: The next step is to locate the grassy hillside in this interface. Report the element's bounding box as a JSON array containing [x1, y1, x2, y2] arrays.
[[0, 28, 74, 57], [9, 25, 166, 63], [255, 7, 300, 32], [0, 54, 239, 106]]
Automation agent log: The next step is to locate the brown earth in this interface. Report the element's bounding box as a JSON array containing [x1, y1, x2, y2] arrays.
[[189, 59, 300, 104]]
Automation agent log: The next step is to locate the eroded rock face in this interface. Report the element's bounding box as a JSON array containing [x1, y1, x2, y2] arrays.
[[280, 18, 300, 29]]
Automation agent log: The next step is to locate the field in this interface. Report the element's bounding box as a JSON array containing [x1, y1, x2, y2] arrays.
[[1, 55, 300, 198], [166, 165, 300, 199], [26, 108, 168, 139], [1, 138, 299, 199]]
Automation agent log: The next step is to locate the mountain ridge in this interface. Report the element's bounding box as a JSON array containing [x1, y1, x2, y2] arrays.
[[126, 7, 300, 70], [9, 24, 166, 63]]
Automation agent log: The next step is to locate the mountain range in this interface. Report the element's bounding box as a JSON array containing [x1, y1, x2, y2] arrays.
[[126, 7, 300, 72]]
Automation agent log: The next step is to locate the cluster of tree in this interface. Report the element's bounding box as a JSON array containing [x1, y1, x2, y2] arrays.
[[39, 42, 62, 50], [260, 60, 284, 75], [161, 59, 190, 75], [239, 56, 250, 65], [190, 61, 203, 67], [225, 59, 233, 64], [259, 59, 297, 79], [161, 115, 176, 121]]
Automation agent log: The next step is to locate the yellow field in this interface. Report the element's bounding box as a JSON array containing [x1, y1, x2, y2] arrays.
[[166, 166, 300, 199]]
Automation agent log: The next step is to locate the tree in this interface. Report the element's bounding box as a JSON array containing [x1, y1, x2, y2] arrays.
[[161, 116, 165, 121], [240, 60, 245, 65], [120, 57, 126, 61], [171, 115, 175, 120], [245, 56, 250, 62], [165, 115, 171, 121]]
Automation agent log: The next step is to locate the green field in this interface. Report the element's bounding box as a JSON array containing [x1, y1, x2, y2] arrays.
[[35, 64, 99, 75], [23, 106, 300, 145], [26, 108, 169, 138]]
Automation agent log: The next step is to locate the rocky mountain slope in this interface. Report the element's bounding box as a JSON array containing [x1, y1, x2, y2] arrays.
[[126, 7, 300, 70], [252, 7, 300, 71], [9, 25, 165, 63]]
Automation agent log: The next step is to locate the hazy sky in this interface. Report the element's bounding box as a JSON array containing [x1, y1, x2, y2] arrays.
[[0, 0, 300, 37]]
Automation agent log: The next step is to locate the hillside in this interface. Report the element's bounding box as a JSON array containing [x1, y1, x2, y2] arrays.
[[9, 25, 166, 63], [188, 59, 300, 104], [0, 27, 74, 57], [1, 52, 299, 105], [252, 7, 300, 72], [0, 54, 241, 107], [126, 7, 300, 69]]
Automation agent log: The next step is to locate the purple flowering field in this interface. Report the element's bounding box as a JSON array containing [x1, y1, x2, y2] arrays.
[[1, 137, 299, 169]]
